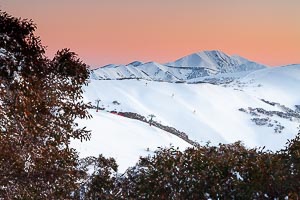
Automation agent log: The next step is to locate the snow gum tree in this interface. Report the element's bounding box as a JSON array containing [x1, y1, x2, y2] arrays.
[[115, 139, 300, 199], [0, 11, 91, 199], [78, 155, 119, 200]]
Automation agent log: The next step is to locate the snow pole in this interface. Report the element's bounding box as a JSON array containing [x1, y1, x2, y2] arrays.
[[95, 99, 101, 112]]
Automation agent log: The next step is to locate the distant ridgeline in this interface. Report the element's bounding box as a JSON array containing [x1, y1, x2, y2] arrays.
[[91, 50, 266, 82]]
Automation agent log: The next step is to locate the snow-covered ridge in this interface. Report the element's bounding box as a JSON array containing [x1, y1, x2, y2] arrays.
[[74, 64, 300, 171], [91, 50, 266, 82]]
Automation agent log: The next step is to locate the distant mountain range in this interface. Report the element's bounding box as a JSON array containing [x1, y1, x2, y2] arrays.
[[91, 50, 266, 82]]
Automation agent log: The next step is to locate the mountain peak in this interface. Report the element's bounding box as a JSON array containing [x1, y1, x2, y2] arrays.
[[127, 61, 144, 67], [166, 50, 232, 69], [177, 50, 229, 60], [101, 64, 118, 68], [92, 50, 266, 82], [197, 49, 227, 56], [166, 50, 265, 72], [143, 61, 162, 66]]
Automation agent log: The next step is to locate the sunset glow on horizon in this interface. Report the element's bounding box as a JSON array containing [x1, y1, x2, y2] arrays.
[[2, 0, 300, 68]]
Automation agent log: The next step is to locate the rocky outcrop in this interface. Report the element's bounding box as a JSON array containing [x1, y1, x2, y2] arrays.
[[238, 101, 300, 133]]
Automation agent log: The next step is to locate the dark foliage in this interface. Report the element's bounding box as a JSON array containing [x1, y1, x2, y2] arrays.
[[84, 133, 300, 199], [0, 11, 91, 199], [77, 155, 119, 200]]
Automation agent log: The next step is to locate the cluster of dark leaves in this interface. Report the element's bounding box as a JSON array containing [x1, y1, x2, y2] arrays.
[[0, 11, 92, 199], [83, 133, 299, 199]]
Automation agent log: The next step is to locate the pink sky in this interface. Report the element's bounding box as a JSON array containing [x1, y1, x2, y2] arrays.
[[2, 0, 300, 68]]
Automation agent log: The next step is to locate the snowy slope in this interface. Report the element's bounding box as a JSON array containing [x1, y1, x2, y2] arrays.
[[72, 110, 191, 172], [235, 64, 300, 108], [91, 50, 266, 82], [81, 64, 299, 151]]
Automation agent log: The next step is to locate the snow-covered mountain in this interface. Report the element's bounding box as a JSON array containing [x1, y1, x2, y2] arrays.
[[91, 50, 266, 82], [73, 64, 300, 171], [166, 50, 265, 72]]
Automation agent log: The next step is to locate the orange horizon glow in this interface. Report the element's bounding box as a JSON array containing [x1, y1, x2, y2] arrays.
[[2, 0, 300, 68]]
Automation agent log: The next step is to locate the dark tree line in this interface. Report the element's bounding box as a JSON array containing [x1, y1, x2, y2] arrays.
[[84, 133, 299, 199], [0, 11, 91, 199], [1, 10, 299, 199]]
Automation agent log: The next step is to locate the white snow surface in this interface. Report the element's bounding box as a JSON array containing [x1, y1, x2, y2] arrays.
[[237, 64, 300, 107], [91, 50, 266, 81], [73, 110, 191, 172], [72, 64, 300, 172]]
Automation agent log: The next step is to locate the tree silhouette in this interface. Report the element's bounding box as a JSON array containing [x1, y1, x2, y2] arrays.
[[0, 11, 91, 199]]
